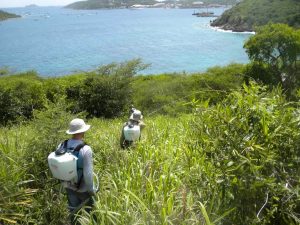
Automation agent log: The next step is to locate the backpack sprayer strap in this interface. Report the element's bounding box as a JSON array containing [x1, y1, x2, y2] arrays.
[[55, 139, 69, 155], [73, 142, 86, 188], [73, 143, 86, 152], [56, 140, 85, 154]]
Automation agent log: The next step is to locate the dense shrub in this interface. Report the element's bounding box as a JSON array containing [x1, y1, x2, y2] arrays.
[[43, 74, 86, 103], [67, 60, 147, 118], [133, 64, 244, 115], [244, 62, 278, 85], [0, 62, 244, 123], [67, 74, 132, 118], [0, 72, 46, 125], [0, 67, 9, 76], [1, 82, 299, 224], [191, 82, 300, 224], [244, 24, 300, 95], [0, 89, 16, 124]]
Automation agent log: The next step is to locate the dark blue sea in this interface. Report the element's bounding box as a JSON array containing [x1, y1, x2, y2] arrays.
[[0, 7, 252, 76]]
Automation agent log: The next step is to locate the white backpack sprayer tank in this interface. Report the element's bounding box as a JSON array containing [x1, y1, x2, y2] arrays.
[[48, 152, 78, 182], [123, 124, 141, 141]]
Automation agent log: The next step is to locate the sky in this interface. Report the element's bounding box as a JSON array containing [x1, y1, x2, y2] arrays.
[[0, 0, 77, 8]]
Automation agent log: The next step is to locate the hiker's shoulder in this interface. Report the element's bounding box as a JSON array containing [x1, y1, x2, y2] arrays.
[[81, 144, 92, 156]]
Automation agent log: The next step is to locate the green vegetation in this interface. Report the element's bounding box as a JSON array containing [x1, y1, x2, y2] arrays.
[[244, 24, 300, 95], [201, 0, 237, 4], [66, 0, 158, 9], [178, 0, 238, 6], [132, 63, 244, 115], [0, 10, 20, 21], [0, 60, 244, 125], [66, 0, 238, 9], [0, 24, 300, 224], [0, 72, 45, 125], [1, 82, 300, 224], [211, 0, 300, 32]]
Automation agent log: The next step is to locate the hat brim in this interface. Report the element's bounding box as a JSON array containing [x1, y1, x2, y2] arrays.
[[66, 125, 91, 135]]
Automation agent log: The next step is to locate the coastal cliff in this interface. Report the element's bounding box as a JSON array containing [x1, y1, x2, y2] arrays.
[[211, 0, 300, 32]]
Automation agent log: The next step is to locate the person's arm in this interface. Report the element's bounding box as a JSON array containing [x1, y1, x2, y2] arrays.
[[83, 147, 94, 195], [139, 121, 146, 130]]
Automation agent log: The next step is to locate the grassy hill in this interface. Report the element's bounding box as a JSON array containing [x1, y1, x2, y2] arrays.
[[0, 55, 299, 224], [66, 0, 158, 9], [0, 10, 20, 21], [178, 0, 239, 5], [1, 81, 299, 224], [211, 0, 300, 32], [66, 0, 239, 9], [203, 0, 238, 4]]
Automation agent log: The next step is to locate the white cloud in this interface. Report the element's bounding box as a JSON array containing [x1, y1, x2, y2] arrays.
[[0, 0, 78, 8]]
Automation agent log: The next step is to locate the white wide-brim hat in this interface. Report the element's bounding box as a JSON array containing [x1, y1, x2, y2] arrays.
[[130, 110, 143, 122], [66, 118, 91, 134]]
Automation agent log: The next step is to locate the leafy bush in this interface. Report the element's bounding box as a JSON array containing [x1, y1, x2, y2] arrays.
[[0, 67, 9, 76], [244, 24, 300, 95], [133, 64, 244, 115], [0, 82, 299, 224], [244, 62, 277, 86], [0, 72, 46, 125], [0, 62, 244, 124], [191, 82, 300, 224], [43, 74, 86, 103], [67, 60, 147, 118]]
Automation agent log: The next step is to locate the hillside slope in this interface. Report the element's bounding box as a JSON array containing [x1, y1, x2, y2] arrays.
[[66, 0, 158, 9], [211, 0, 300, 32], [66, 0, 238, 9], [1, 82, 300, 224], [0, 10, 20, 21]]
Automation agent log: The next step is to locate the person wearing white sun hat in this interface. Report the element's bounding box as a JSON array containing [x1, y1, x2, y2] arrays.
[[59, 118, 95, 225], [120, 107, 145, 149], [66, 118, 91, 135]]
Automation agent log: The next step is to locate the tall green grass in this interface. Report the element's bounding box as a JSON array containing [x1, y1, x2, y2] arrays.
[[0, 125, 38, 224], [0, 82, 299, 224]]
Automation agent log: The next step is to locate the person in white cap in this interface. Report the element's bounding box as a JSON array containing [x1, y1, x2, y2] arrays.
[[60, 118, 95, 225], [120, 107, 145, 149]]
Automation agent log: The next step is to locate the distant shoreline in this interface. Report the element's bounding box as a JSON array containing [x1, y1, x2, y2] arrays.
[[0, 10, 20, 21], [210, 25, 255, 34], [1, 5, 227, 10]]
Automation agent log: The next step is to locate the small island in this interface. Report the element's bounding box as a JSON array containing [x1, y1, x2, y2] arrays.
[[25, 4, 39, 7], [0, 10, 20, 21], [211, 0, 300, 32]]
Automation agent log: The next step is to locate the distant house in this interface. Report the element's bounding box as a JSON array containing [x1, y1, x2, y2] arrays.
[[131, 4, 150, 8], [207, 4, 223, 8], [152, 3, 166, 8], [192, 1, 204, 6], [25, 4, 39, 7]]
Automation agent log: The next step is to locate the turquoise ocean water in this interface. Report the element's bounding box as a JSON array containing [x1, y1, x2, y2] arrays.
[[0, 7, 252, 76]]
